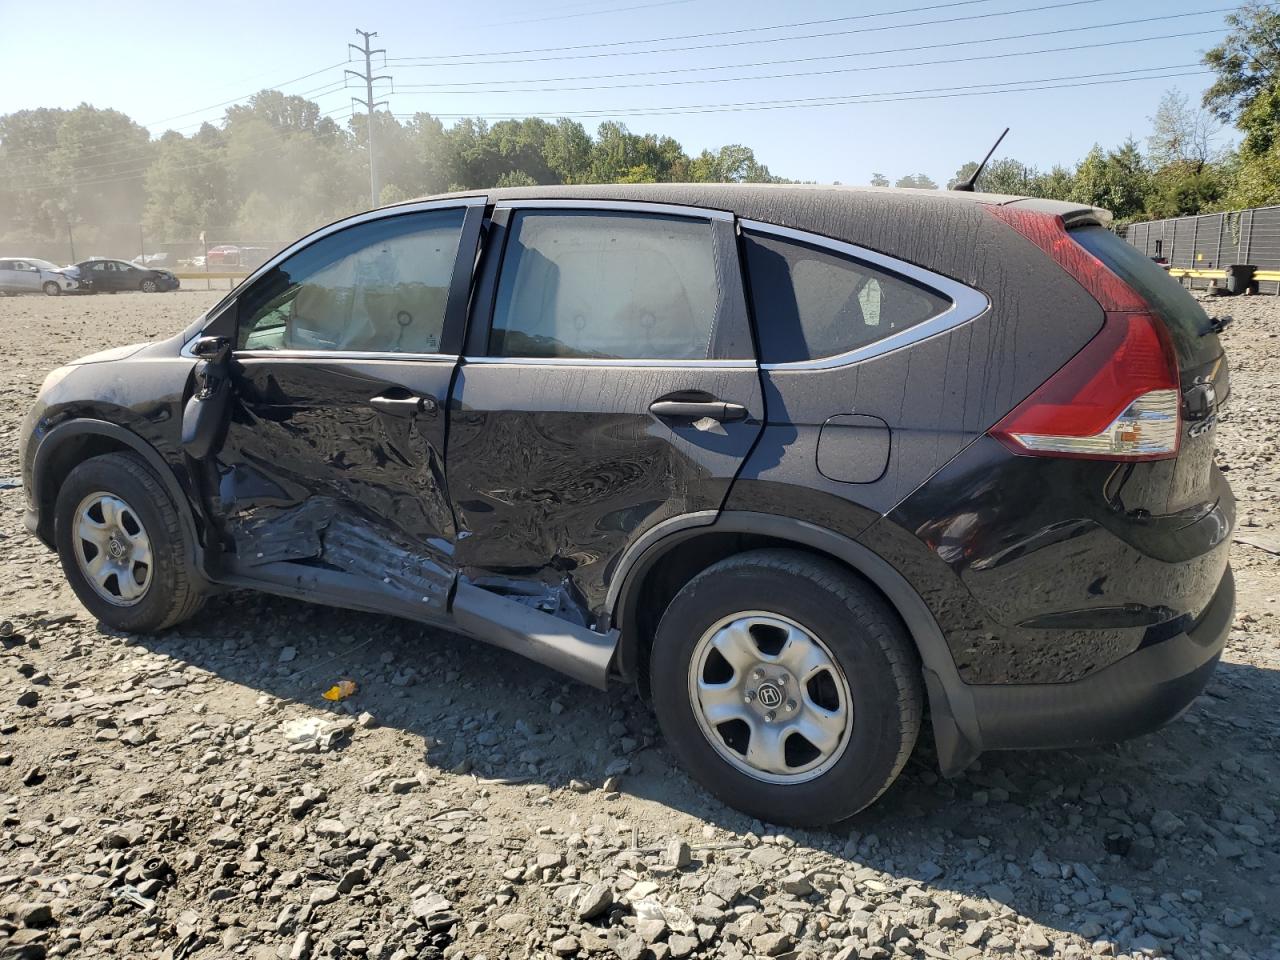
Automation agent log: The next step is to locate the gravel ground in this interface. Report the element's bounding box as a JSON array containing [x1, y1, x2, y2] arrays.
[[0, 289, 1277, 960]]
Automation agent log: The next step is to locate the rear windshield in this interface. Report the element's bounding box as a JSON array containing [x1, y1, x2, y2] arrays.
[[1071, 225, 1219, 367]]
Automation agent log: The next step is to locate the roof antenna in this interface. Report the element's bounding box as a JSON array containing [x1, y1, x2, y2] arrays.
[[951, 127, 1009, 192]]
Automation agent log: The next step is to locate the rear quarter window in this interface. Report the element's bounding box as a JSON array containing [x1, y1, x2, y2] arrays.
[[742, 229, 952, 364], [1072, 225, 1220, 367]]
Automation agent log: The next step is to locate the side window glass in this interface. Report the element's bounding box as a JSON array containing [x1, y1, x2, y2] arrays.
[[237, 208, 465, 353], [489, 210, 719, 360], [743, 229, 952, 364]]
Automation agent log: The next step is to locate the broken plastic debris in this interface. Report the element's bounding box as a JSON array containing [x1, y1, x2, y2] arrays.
[[322, 679, 358, 702], [111, 883, 156, 912], [282, 717, 326, 744]]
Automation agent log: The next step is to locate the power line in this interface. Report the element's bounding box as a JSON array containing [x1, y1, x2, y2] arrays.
[[390, 0, 1106, 66], [138, 61, 350, 130], [393, 10, 1229, 91], [392, 64, 1211, 120], [394, 33, 1213, 98], [479, 0, 699, 27]]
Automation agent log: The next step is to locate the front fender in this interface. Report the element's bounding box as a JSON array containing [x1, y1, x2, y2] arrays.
[[28, 419, 212, 587]]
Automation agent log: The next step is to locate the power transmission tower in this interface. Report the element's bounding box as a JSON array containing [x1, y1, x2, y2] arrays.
[[347, 29, 391, 207]]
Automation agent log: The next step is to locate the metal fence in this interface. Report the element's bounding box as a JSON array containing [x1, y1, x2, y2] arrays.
[[1124, 206, 1280, 294]]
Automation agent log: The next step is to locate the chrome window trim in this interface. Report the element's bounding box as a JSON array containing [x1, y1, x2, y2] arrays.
[[462, 356, 755, 368], [739, 219, 990, 371], [234, 350, 457, 363], [492, 198, 733, 221], [183, 195, 488, 357]]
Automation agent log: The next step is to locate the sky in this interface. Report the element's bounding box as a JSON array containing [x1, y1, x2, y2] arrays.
[[1, 0, 1240, 186]]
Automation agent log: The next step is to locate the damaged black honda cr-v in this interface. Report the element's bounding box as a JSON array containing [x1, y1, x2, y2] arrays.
[[20, 184, 1234, 825]]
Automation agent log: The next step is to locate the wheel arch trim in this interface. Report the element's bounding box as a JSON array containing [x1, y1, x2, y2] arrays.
[[609, 509, 982, 774], [31, 418, 210, 585]]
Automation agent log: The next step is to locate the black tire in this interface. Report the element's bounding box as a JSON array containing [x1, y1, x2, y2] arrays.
[[54, 452, 205, 632], [140, 279, 157, 293], [43, 281, 61, 296], [650, 549, 922, 826]]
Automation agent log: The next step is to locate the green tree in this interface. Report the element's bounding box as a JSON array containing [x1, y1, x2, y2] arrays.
[[894, 173, 938, 189], [543, 119, 593, 184], [869, 172, 890, 187], [689, 144, 780, 183], [143, 130, 232, 239], [495, 170, 538, 187], [1148, 89, 1218, 168], [1029, 165, 1076, 200], [1070, 140, 1150, 224], [1202, 2, 1280, 122]]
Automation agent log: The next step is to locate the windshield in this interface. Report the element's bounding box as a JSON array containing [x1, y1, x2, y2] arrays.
[[30, 259, 59, 271]]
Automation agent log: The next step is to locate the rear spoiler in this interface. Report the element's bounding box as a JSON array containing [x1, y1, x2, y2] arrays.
[[1002, 197, 1111, 229]]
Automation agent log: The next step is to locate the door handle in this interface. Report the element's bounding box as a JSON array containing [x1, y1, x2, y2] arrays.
[[649, 399, 748, 422], [369, 393, 438, 414]]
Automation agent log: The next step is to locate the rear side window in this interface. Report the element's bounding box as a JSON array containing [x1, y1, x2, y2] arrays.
[[490, 210, 719, 360], [1072, 225, 1218, 366], [742, 229, 951, 364]]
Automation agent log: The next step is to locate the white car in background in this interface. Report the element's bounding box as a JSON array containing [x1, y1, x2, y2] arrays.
[[0, 258, 82, 296]]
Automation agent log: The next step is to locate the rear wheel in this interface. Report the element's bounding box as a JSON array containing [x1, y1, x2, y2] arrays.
[[650, 549, 922, 826], [54, 452, 205, 632], [43, 281, 60, 296], [140, 278, 157, 293]]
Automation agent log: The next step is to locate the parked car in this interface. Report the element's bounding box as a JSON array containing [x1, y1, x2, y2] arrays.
[[205, 244, 272, 270], [19, 185, 1233, 825], [75, 258, 179, 293], [205, 245, 241, 267], [0, 257, 82, 295], [133, 252, 173, 269]]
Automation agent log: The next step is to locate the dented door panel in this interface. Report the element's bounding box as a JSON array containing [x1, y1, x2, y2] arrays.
[[446, 361, 764, 621], [215, 357, 458, 613]]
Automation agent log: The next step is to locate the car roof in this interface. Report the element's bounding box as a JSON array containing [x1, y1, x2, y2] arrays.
[[384, 182, 1105, 296], [410, 182, 1104, 222]]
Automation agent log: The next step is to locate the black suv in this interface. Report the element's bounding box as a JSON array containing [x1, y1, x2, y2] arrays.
[[19, 185, 1233, 825]]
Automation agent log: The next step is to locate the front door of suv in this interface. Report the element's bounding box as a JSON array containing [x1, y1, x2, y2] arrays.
[[199, 198, 484, 618], [446, 200, 763, 626]]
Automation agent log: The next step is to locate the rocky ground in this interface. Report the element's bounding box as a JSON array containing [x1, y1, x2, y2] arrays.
[[0, 289, 1276, 960]]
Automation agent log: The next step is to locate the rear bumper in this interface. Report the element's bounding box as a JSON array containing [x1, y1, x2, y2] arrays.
[[931, 566, 1233, 772]]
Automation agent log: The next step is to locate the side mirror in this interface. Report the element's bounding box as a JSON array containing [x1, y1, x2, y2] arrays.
[[191, 336, 231, 361]]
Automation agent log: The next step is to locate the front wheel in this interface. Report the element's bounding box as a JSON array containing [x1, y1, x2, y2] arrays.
[[43, 281, 61, 296], [54, 452, 205, 632], [140, 279, 157, 293], [650, 549, 922, 826]]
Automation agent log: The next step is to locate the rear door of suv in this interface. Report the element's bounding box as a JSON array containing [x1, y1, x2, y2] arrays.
[[446, 199, 763, 626]]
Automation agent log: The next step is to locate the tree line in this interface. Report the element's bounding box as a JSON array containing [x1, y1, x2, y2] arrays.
[[3, 1, 1280, 256], [0, 101, 789, 255]]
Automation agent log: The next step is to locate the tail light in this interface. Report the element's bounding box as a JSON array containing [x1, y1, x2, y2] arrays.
[[985, 207, 1181, 461]]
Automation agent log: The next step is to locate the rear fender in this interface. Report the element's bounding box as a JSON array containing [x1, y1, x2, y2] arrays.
[[609, 509, 982, 773]]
